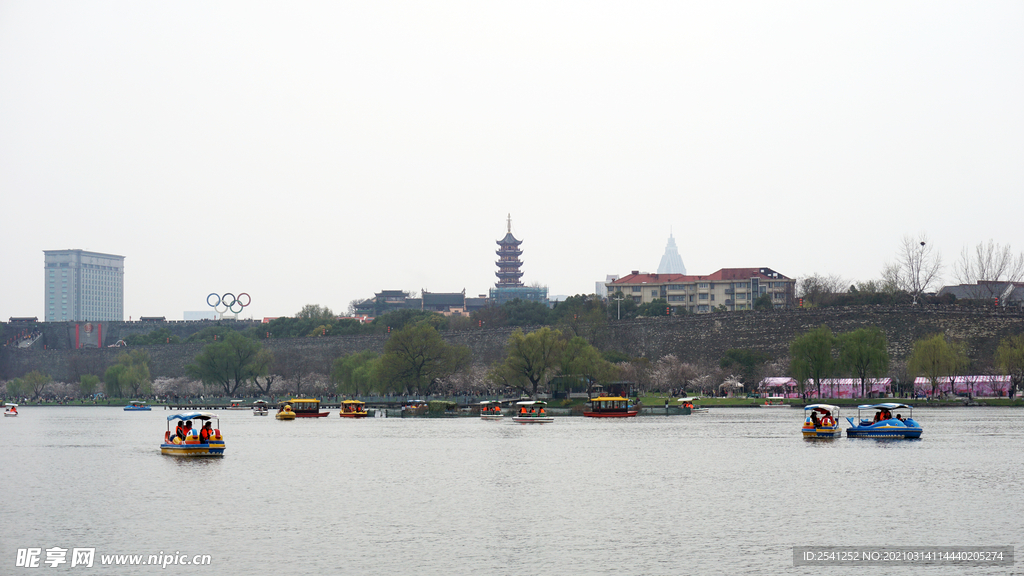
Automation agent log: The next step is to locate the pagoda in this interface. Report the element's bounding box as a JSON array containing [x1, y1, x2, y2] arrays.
[[495, 214, 524, 287], [489, 215, 547, 305]]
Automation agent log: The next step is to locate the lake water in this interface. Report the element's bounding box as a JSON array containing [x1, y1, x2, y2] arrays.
[[2, 406, 1022, 575]]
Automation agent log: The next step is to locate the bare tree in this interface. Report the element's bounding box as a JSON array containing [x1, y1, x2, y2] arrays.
[[952, 240, 1024, 298], [885, 234, 943, 304], [798, 273, 848, 305]]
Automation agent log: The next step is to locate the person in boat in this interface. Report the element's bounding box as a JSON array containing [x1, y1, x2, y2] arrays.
[[539, 407, 546, 415], [183, 421, 193, 439], [896, 413, 904, 422], [174, 420, 185, 441], [520, 406, 527, 415], [810, 412, 820, 427], [199, 422, 212, 443]]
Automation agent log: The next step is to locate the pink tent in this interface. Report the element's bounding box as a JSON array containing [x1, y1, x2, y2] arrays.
[[913, 375, 1011, 397]]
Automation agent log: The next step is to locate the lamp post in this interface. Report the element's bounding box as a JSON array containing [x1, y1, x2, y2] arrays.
[[613, 294, 624, 320]]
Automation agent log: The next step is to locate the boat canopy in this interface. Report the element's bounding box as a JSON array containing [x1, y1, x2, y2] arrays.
[[253, 400, 269, 405], [592, 396, 629, 402], [677, 397, 701, 402], [857, 403, 912, 410], [342, 399, 365, 404], [516, 400, 546, 406], [4, 403, 18, 408], [166, 412, 217, 422], [804, 404, 839, 412]]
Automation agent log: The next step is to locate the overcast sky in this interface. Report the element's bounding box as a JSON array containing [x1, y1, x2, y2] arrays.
[[2, 1, 1022, 321]]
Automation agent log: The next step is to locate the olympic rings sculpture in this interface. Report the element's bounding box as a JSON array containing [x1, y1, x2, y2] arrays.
[[207, 292, 251, 314]]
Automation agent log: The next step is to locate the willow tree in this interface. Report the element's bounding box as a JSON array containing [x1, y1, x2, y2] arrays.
[[790, 325, 835, 398], [489, 327, 566, 398], [186, 331, 264, 397], [104, 350, 151, 398], [838, 327, 890, 397], [377, 324, 470, 396], [908, 334, 968, 397], [995, 334, 1024, 399]]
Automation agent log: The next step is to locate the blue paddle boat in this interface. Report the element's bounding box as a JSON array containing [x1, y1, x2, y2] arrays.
[[802, 404, 841, 438], [845, 403, 922, 439], [124, 400, 151, 411]]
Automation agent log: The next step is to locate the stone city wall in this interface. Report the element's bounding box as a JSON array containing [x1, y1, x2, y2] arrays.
[[3, 307, 1024, 382]]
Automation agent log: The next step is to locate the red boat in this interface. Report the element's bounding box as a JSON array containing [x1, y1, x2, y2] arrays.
[[583, 396, 638, 418]]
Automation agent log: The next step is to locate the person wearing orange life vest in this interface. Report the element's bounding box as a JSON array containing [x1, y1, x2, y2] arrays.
[[200, 422, 212, 443]]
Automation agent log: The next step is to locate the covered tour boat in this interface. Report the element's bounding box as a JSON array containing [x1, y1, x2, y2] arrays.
[[511, 400, 554, 424], [124, 400, 151, 411], [161, 412, 225, 457], [4, 403, 18, 417], [479, 400, 503, 420], [282, 398, 329, 417], [583, 396, 638, 418], [339, 399, 369, 418], [253, 400, 269, 416], [227, 399, 247, 410], [845, 403, 922, 439], [802, 404, 842, 438]]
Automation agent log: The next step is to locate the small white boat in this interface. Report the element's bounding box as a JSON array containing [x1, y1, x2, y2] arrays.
[[676, 397, 709, 414], [479, 400, 504, 420], [227, 399, 247, 410], [3, 403, 18, 417], [252, 400, 269, 416], [511, 400, 554, 424]]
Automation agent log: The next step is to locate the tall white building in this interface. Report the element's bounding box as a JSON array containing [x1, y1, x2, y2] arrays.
[[657, 233, 686, 274], [43, 249, 124, 322]]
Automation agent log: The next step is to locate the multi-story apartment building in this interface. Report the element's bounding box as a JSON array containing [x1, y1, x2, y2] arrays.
[[43, 249, 125, 322], [606, 267, 795, 313]]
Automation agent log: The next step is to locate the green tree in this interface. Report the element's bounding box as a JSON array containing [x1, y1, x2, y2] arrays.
[[790, 325, 835, 398], [25, 370, 51, 399], [502, 299, 552, 326], [79, 374, 101, 397], [296, 304, 335, 322], [124, 327, 180, 345], [331, 351, 381, 396], [552, 294, 610, 345], [558, 336, 618, 393], [249, 348, 278, 397], [908, 334, 969, 397], [753, 293, 774, 311], [838, 327, 890, 397], [608, 291, 638, 320], [637, 298, 671, 317], [5, 377, 29, 399], [489, 327, 566, 398], [995, 334, 1024, 399], [104, 350, 152, 398], [373, 309, 441, 333], [720, 349, 771, 387], [186, 332, 264, 397], [377, 324, 470, 395]]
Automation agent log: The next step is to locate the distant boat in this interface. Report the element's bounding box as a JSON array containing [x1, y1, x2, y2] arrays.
[[4, 403, 18, 417], [583, 395, 638, 418], [479, 400, 504, 421], [124, 400, 151, 411], [511, 400, 554, 424], [339, 400, 369, 418], [252, 400, 269, 416]]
